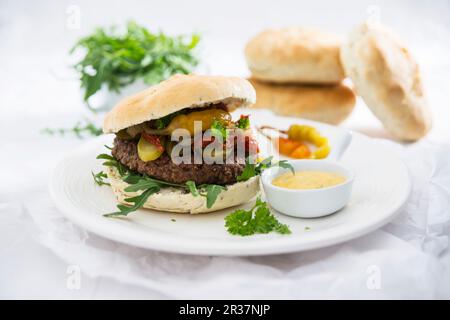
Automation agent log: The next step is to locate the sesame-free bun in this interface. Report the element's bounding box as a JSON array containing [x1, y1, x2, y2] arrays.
[[340, 22, 431, 141], [249, 79, 356, 125], [106, 166, 260, 214], [103, 74, 256, 134], [245, 28, 345, 84]]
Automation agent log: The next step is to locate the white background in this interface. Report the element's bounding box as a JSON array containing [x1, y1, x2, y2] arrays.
[[1, 0, 450, 299], [2, 0, 450, 141]]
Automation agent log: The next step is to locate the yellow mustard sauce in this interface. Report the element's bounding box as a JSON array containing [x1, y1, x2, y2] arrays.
[[272, 171, 346, 190]]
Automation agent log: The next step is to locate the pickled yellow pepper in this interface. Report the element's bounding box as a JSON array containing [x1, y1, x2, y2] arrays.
[[287, 125, 330, 159]]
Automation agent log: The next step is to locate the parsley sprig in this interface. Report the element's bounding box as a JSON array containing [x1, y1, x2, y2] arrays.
[[71, 21, 200, 103], [225, 197, 291, 236]]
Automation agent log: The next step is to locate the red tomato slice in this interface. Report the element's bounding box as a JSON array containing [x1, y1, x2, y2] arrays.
[[142, 132, 164, 152]]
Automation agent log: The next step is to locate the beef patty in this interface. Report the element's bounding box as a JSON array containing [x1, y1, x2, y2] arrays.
[[112, 138, 246, 185]]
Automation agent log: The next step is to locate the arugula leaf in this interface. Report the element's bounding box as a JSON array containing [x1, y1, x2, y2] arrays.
[[122, 172, 142, 184], [276, 160, 295, 175], [98, 153, 128, 176], [92, 171, 110, 186], [71, 21, 200, 103], [104, 176, 226, 216], [188, 181, 226, 208], [236, 161, 257, 182], [100, 157, 226, 215], [210, 120, 227, 140], [186, 181, 200, 196], [124, 179, 161, 192], [236, 156, 295, 181], [105, 186, 160, 217], [225, 197, 291, 236], [201, 184, 226, 209], [96, 153, 115, 161], [235, 115, 250, 130], [153, 110, 183, 129], [98, 144, 228, 215]]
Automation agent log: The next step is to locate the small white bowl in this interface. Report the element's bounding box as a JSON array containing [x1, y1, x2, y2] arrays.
[[261, 160, 354, 218]]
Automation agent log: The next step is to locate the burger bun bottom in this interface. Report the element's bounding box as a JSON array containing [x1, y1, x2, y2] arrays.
[[106, 166, 260, 214]]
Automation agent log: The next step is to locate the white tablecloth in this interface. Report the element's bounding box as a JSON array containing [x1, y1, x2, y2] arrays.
[[1, 0, 450, 299]]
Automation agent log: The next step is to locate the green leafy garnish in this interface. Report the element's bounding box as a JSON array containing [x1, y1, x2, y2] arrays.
[[225, 197, 291, 236], [153, 110, 183, 129], [99, 151, 227, 217], [235, 115, 250, 130], [187, 181, 226, 208], [201, 184, 226, 208], [92, 171, 110, 186], [97, 153, 127, 176], [237, 156, 294, 182], [277, 160, 295, 174], [210, 120, 228, 140], [236, 161, 257, 182], [71, 21, 200, 104], [105, 187, 160, 217], [186, 180, 200, 196], [42, 119, 102, 139]]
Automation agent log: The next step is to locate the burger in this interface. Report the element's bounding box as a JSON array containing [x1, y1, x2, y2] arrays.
[[102, 74, 260, 215]]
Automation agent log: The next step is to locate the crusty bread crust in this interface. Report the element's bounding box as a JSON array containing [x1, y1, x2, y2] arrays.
[[245, 28, 345, 84], [103, 74, 256, 134], [106, 166, 260, 214], [340, 22, 431, 141], [249, 79, 356, 125]]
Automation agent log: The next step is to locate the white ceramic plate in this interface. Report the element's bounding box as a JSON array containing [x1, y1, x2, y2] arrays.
[[49, 109, 411, 256]]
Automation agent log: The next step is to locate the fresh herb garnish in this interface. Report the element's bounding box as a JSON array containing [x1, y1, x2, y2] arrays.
[[153, 110, 183, 129], [201, 184, 226, 208], [105, 187, 160, 217], [236, 156, 294, 182], [186, 181, 226, 209], [42, 119, 102, 139], [97, 153, 127, 176], [277, 160, 296, 174], [71, 21, 200, 104], [235, 115, 250, 130], [225, 197, 291, 236], [210, 120, 228, 140], [92, 171, 110, 186], [99, 153, 226, 217], [186, 180, 200, 196]]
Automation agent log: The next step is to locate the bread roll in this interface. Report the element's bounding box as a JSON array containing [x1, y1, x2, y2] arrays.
[[245, 28, 345, 84], [103, 74, 256, 134], [340, 22, 431, 141], [249, 79, 356, 125]]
